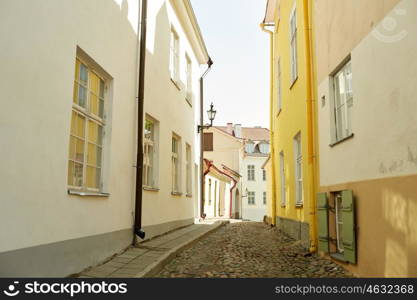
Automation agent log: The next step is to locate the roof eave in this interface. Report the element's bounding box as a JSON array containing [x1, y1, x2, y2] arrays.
[[171, 0, 210, 64]]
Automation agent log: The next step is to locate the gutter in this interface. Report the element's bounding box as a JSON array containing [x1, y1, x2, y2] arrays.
[[199, 58, 213, 219], [134, 0, 148, 243], [303, 0, 318, 253], [260, 22, 277, 226]]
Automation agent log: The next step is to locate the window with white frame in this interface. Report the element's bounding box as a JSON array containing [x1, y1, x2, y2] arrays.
[[248, 191, 255, 205], [259, 143, 270, 154], [185, 54, 192, 102], [186, 144, 192, 195], [263, 192, 267, 205], [263, 169, 266, 181], [293, 133, 303, 206], [335, 193, 344, 253], [245, 141, 255, 153], [172, 135, 181, 193], [333, 60, 353, 141], [277, 57, 282, 111], [169, 28, 180, 83], [289, 5, 298, 85], [247, 165, 255, 181], [208, 179, 212, 205], [279, 151, 286, 207], [143, 117, 158, 188], [68, 58, 106, 191]]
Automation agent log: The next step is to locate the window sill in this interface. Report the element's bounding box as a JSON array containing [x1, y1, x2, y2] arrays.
[[330, 252, 347, 263], [329, 133, 354, 148], [68, 190, 110, 197], [143, 186, 159, 192], [170, 78, 181, 91], [186, 193, 193, 198], [289, 76, 298, 90], [171, 191, 183, 196], [295, 203, 303, 208]]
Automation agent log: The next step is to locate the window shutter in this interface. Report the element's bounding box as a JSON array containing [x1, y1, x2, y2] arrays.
[[341, 190, 356, 264], [203, 133, 213, 151], [317, 192, 329, 253]]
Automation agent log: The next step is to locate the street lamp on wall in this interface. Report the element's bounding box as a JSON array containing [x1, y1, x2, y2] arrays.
[[198, 102, 216, 133]]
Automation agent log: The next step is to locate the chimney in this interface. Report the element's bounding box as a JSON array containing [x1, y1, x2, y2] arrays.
[[226, 123, 233, 135], [234, 124, 242, 138]]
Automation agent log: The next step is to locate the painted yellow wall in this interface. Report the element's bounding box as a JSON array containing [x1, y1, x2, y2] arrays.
[[270, 0, 315, 228]]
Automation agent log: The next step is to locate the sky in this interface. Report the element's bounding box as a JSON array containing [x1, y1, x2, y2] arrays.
[[191, 0, 270, 129]]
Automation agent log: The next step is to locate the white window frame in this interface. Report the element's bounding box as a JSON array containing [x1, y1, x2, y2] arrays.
[[335, 193, 344, 253], [208, 178, 212, 205], [143, 116, 159, 189], [293, 133, 303, 206], [289, 4, 298, 85], [248, 191, 255, 205], [171, 134, 181, 193], [185, 54, 192, 104], [186, 144, 192, 195], [245, 141, 255, 153], [170, 28, 180, 83], [247, 165, 255, 181], [277, 57, 282, 112], [332, 60, 353, 142], [68, 57, 107, 192], [279, 151, 286, 207]]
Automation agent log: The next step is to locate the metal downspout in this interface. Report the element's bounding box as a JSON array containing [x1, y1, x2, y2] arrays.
[[134, 0, 148, 243], [199, 58, 213, 219], [260, 23, 277, 226], [303, 0, 318, 253]]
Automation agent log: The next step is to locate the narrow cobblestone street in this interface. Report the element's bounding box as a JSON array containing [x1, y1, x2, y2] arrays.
[[156, 222, 353, 278]]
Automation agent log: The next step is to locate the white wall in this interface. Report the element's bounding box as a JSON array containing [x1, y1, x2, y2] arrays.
[[241, 156, 268, 221], [0, 0, 140, 253], [141, 0, 207, 230], [317, 0, 417, 186]]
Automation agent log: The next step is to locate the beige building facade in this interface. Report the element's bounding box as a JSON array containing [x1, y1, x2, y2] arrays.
[[203, 126, 243, 218], [314, 0, 417, 277], [0, 0, 210, 277], [141, 0, 210, 238]]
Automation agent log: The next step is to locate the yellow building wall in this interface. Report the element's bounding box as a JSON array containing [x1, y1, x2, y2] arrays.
[[270, 0, 316, 239]]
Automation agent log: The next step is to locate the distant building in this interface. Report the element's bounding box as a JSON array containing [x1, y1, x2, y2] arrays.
[[203, 124, 269, 221]]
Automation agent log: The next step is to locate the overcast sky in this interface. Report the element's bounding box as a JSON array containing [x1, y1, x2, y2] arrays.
[[191, 0, 270, 129]]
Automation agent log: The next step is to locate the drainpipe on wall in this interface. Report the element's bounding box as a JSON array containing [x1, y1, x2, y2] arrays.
[[199, 58, 213, 219], [303, 0, 318, 253], [260, 23, 277, 226], [133, 0, 148, 244]]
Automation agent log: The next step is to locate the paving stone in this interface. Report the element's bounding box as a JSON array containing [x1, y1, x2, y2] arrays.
[[155, 222, 354, 278], [111, 257, 134, 264]]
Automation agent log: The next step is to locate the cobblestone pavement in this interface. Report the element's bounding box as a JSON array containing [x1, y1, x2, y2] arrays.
[[156, 222, 354, 278]]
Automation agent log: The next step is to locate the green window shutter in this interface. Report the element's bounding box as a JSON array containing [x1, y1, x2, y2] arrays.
[[341, 190, 356, 264], [317, 193, 329, 253]]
